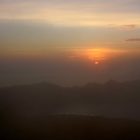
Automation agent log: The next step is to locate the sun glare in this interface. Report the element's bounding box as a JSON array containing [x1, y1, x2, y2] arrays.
[[94, 61, 99, 65], [86, 49, 106, 61], [71, 46, 126, 64], [73, 48, 109, 64]]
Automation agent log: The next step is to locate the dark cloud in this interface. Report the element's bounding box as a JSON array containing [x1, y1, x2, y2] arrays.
[[122, 24, 137, 29], [126, 38, 140, 42]]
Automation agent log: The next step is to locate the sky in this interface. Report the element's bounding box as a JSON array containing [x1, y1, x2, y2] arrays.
[[0, 0, 140, 86]]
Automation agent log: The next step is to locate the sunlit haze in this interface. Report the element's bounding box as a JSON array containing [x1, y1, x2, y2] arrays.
[[0, 0, 140, 86]]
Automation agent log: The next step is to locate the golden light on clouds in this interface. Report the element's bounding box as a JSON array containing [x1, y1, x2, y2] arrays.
[[1, 10, 139, 27], [0, 1, 140, 27], [70, 46, 140, 64], [72, 48, 111, 63], [85, 48, 106, 61]]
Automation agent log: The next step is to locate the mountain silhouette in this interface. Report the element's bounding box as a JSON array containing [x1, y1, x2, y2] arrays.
[[0, 80, 140, 118], [1, 80, 140, 139]]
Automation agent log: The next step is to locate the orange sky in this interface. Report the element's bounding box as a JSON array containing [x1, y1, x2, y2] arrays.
[[0, 0, 140, 86]]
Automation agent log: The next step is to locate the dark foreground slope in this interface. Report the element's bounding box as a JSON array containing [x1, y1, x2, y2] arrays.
[[0, 80, 140, 119], [1, 115, 140, 140], [0, 80, 140, 139]]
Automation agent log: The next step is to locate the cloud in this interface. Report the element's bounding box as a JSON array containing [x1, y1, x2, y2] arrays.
[[110, 24, 138, 30], [122, 24, 137, 29], [0, 0, 140, 27], [126, 38, 140, 42]]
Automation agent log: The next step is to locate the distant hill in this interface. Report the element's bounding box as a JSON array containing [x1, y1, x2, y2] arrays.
[[1, 80, 140, 139], [0, 80, 140, 119]]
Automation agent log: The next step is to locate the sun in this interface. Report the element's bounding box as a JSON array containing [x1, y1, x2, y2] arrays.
[[85, 48, 106, 63], [71, 47, 112, 63], [94, 61, 99, 65]]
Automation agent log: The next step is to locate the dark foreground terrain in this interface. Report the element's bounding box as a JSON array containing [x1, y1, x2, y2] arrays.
[[0, 80, 140, 139], [1, 114, 140, 140]]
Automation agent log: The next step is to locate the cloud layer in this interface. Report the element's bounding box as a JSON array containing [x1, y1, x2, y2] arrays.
[[126, 38, 140, 42], [0, 0, 140, 26]]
